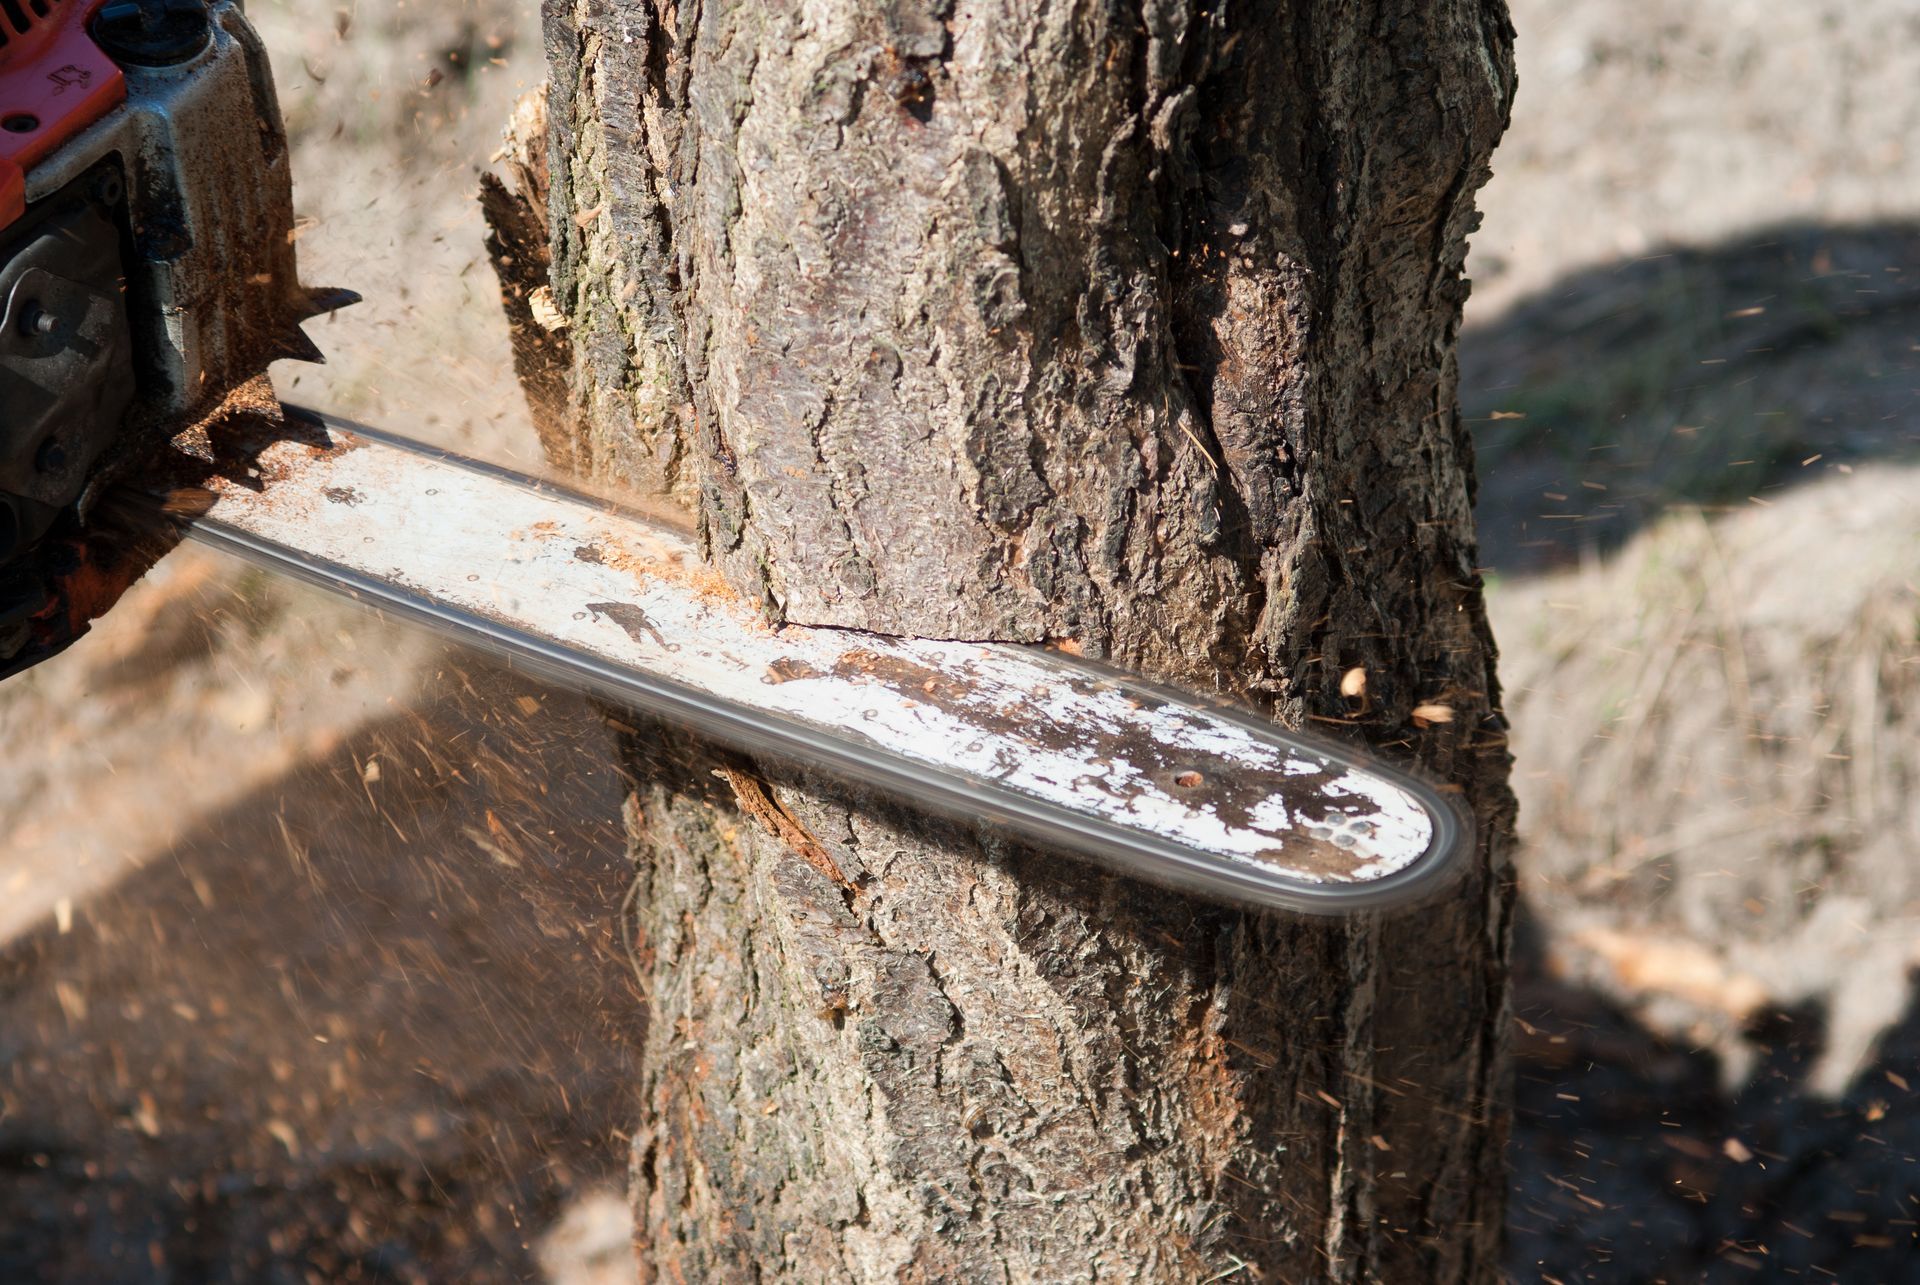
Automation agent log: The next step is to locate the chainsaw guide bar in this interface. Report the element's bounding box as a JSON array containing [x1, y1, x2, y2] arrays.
[[185, 407, 1468, 913]]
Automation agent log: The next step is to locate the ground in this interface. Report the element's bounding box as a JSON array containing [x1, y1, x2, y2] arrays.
[[1468, 4, 1920, 1278], [2, 0, 1917, 1280]]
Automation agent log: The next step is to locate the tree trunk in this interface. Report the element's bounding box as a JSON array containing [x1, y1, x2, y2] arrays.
[[524, 2, 1517, 1278]]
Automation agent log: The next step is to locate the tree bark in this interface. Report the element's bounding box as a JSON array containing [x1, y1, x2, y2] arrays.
[[523, 2, 1517, 1278]]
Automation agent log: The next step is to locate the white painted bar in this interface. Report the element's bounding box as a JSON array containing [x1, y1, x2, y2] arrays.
[[184, 407, 1467, 913]]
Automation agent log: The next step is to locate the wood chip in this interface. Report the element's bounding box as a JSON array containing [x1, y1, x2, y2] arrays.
[[529, 285, 569, 331]]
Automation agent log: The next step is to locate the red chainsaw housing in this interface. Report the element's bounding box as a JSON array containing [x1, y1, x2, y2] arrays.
[[0, 0, 124, 231]]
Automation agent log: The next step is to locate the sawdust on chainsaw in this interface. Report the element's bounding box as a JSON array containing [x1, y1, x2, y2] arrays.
[[515, 522, 754, 623]]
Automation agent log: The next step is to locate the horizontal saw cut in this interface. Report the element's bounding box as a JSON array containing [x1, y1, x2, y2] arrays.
[[183, 407, 1467, 913]]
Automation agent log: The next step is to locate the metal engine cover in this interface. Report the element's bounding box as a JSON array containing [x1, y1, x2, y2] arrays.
[[0, 0, 350, 676], [0, 164, 137, 564], [21, 0, 347, 426]]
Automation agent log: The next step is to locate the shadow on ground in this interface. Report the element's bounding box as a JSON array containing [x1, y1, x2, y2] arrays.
[[1476, 221, 1920, 1279], [1464, 221, 1920, 574], [1509, 907, 1920, 1282], [0, 658, 642, 1283]]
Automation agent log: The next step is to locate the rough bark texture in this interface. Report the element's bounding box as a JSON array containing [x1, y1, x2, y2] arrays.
[[530, 2, 1518, 1279]]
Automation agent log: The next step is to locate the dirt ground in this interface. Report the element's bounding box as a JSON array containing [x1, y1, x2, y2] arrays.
[[1, 651, 642, 1282], [2, 0, 1916, 1280]]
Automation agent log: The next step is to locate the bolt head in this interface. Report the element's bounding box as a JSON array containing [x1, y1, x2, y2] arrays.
[[18, 303, 56, 338]]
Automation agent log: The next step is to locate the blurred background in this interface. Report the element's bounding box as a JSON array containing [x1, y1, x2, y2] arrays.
[[1, 1, 1916, 1279]]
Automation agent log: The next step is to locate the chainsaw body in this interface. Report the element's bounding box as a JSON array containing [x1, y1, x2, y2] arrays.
[[0, 0, 345, 676]]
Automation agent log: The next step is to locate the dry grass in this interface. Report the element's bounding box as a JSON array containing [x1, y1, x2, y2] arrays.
[[1493, 464, 1920, 1092]]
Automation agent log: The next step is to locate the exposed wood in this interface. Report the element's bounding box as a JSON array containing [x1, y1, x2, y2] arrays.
[[527, 1, 1518, 1278], [479, 86, 576, 471], [716, 763, 852, 892]]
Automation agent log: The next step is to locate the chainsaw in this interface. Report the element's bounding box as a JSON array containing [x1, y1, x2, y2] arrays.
[[0, 0, 1468, 913]]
